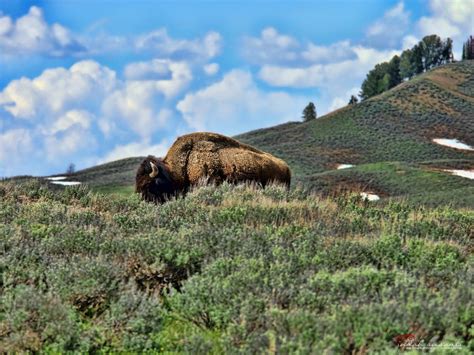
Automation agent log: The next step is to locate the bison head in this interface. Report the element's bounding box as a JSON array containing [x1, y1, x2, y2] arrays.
[[135, 156, 176, 203]]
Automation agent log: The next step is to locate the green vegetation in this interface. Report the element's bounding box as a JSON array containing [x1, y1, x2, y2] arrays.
[[462, 36, 474, 61], [1, 180, 472, 352], [348, 94, 359, 105], [305, 160, 474, 207], [360, 34, 454, 100], [302, 101, 317, 122], [237, 61, 474, 203]]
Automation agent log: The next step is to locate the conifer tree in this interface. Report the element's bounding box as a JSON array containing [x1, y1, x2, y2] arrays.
[[302, 102, 317, 122], [348, 95, 358, 105], [400, 49, 414, 79], [462, 36, 474, 60]]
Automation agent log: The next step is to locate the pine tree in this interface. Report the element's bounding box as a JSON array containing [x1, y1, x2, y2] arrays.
[[462, 36, 474, 60], [412, 44, 424, 74], [66, 163, 75, 175], [361, 34, 453, 99], [388, 55, 401, 87], [470, 36, 474, 60], [348, 95, 359, 105], [302, 102, 317, 122], [442, 38, 453, 63], [400, 49, 414, 80], [360, 62, 391, 100]]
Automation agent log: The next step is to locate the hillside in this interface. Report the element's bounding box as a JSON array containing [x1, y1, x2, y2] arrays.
[[47, 61, 474, 206], [1, 180, 472, 352], [237, 61, 474, 174], [236, 60, 474, 205]]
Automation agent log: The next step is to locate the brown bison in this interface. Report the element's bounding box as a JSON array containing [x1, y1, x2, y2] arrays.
[[135, 132, 291, 202]]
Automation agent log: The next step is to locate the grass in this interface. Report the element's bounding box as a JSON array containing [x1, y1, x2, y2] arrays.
[[236, 61, 474, 180], [91, 184, 135, 197], [303, 160, 474, 207], [1, 180, 472, 352]]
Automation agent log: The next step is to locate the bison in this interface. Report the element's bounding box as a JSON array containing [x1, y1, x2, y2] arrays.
[[135, 132, 291, 202]]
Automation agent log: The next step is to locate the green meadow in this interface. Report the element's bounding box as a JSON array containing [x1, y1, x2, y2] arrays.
[[0, 180, 472, 352]]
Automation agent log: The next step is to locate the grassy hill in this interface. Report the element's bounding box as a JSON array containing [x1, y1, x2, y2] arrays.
[[1, 180, 472, 352], [39, 61, 474, 206], [236, 61, 474, 205], [237, 61, 473, 175]]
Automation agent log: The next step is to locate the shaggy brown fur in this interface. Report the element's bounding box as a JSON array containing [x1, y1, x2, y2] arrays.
[[136, 132, 291, 202]]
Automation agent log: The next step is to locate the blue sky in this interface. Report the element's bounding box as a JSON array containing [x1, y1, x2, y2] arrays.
[[0, 0, 472, 177]]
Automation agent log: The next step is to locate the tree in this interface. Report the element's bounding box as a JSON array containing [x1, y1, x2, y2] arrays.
[[411, 44, 424, 74], [302, 102, 317, 121], [360, 62, 391, 100], [360, 34, 453, 100], [66, 163, 75, 175], [387, 55, 401, 87], [348, 95, 358, 105], [442, 37, 453, 63], [420, 35, 444, 70], [462, 36, 474, 60], [399, 49, 414, 80]]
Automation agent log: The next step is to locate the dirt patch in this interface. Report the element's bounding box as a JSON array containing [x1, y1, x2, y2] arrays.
[[309, 174, 388, 199], [126, 258, 190, 294], [420, 160, 474, 170]]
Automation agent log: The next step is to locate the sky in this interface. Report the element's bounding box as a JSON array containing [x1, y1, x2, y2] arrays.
[[0, 0, 472, 177]]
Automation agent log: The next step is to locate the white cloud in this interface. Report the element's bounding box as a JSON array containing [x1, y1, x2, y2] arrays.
[[402, 35, 419, 50], [259, 46, 399, 89], [123, 59, 192, 98], [43, 128, 96, 162], [0, 6, 223, 63], [0, 128, 33, 165], [366, 2, 410, 48], [177, 70, 309, 135], [102, 82, 173, 139], [98, 140, 170, 164], [0, 6, 86, 57], [203, 62, 219, 75], [135, 29, 222, 61], [328, 87, 360, 112], [415, 0, 473, 56], [302, 41, 356, 63], [417, 16, 462, 39], [0, 59, 182, 143], [242, 27, 356, 65], [124, 59, 173, 80], [0, 59, 186, 175], [242, 27, 299, 65], [428, 0, 473, 26], [0, 60, 117, 120], [258, 45, 399, 115], [48, 110, 93, 134]]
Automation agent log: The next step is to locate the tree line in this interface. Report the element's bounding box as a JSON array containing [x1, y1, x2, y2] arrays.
[[462, 35, 474, 60], [302, 34, 472, 121], [360, 34, 454, 100]]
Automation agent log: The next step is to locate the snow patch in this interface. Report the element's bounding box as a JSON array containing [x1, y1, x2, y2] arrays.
[[360, 192, 380, 201], [433, 138, 473, 151], [46, 176, 67, 181], [337, 164, 354, 169], [444, 169, 474, 180], [51, 181, 81, 186]]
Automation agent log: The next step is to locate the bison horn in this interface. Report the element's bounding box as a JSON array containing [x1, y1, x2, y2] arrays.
[[149, 162, 159, 178]]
